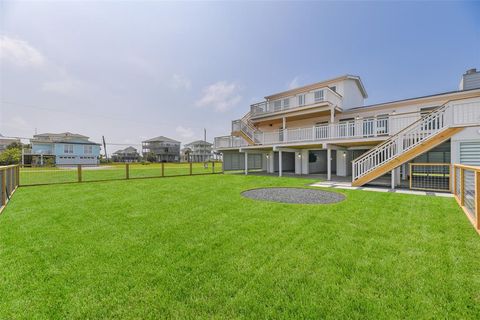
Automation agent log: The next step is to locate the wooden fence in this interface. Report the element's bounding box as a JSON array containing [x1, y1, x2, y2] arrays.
[[19, 161, 223, 186], [453, 164, 480, 233], [0, 165, 20, 214]]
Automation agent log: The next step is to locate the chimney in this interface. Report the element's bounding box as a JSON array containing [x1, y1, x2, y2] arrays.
[[459, 68, 480, 90]]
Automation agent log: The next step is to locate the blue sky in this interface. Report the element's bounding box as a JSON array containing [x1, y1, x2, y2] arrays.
[[0, 1, 479, 149]]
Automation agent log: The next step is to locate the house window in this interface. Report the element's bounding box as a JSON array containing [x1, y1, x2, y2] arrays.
[[64, 144, 74, 154], [84, 145, 93, 154], [298, 94, 305, 106], [330, 86, 337, 92], [283, 98, 290, 109], [273, 100, 282, 111], [314, 90, 324, 102]]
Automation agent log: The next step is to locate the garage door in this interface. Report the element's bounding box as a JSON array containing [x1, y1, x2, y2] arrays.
[[460, 141, 480, 166], [223, 152, 263, 171]]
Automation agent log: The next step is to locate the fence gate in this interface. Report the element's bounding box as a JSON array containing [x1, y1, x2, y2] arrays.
[[409, 163, 451, 192]]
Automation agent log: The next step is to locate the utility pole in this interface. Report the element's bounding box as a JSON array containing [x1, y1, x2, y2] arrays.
[[102, 136, 108, 162]]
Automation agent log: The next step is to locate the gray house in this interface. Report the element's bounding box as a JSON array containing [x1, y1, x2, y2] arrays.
[[112, 146, 140, 162], [184, 140, 213, 162], [142, 136, 180, 162]]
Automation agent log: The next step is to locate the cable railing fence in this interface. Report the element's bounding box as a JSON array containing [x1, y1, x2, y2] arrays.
[[409, 163, 451, 192], [1, 165, 20, 213], [20, 161, 223, 186], [453, 164, 480, 233]]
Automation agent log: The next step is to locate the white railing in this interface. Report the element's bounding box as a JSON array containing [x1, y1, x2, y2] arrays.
[[250, 87, 342, 117], [250, 114, 419, 145], [214, 136, 249, 149], [352, 100, 480, 182], [232, 112, 258, 142]]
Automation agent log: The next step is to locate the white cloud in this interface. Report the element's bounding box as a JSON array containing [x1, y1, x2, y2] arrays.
[[196, 81, 242, 112], [41, 77, 83, 95], [176, 126, 194, 139], [0, 35, 46, 68], [171, 74, 191, 90], [287, 76, 300, 90]]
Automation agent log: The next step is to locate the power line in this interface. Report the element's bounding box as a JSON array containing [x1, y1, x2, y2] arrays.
[[0, 100, 199, 128]]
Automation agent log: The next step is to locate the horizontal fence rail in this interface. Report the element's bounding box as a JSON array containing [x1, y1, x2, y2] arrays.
[[453, 164, 480, 233], [20, 162, 223, 186], [409, 163, 451, 192], [0, 165, 20, 213]]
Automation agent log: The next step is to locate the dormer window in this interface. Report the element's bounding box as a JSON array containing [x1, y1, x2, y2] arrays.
[[298, 94, 305, 106], [283, 98, 290, 109], [314, 90, 324, 102], [273, 100, 282, 111]]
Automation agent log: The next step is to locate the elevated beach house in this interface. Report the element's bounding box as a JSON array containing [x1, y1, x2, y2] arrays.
[[142, 136, 181, 162], [24, 132, 101, 166], [214, 69, 480, 190], [112, 146, 140, 162], [183, 140, 213, 162]]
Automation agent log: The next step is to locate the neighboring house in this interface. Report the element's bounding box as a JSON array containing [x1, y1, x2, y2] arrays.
[[111, 146, 140, 162], [142, 136, 180, 162], [214, 68, 480, 189], [25, 132, 100, 165], [0, 134, 20, 153], [183, 140, 213, 162]]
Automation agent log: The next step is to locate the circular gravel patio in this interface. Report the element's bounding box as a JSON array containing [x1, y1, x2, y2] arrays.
[[241, 187, 345, 204]]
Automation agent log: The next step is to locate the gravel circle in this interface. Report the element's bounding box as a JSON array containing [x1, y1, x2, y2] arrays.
[[241, 187, 345, 204]]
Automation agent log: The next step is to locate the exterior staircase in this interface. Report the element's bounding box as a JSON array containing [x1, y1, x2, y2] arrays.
[[231, 112, 259, 145], [352, 100, 480, 187]]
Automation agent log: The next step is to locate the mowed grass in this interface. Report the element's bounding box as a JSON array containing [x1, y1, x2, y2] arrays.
[[20, 162, 222, 185], [1, 174, 480, 319]]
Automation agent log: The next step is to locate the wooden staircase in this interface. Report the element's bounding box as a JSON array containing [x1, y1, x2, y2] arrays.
[[231, 112, 258, 145], [352, 100, 480, 187]]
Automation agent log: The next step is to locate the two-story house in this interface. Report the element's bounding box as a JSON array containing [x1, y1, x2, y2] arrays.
[[183, 140, 213, 162], [111, 146, 140, 162], [214, 69, 480, 189], [26, 132, 101, 165], [142, 136, 181, 162]]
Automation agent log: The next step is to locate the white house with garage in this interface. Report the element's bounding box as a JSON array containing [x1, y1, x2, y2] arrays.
[[214, 69, 480, 191]]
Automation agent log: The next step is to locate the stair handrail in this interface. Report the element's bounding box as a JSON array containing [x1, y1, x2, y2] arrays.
[[352, 102, 451, 181], [352, 102, 450, 166]]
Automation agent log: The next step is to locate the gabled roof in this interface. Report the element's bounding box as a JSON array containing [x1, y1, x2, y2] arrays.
[[31, 132, 99, 144], [265, 74, 368, 100], [34, 132, 89, 139], [185, 140, 213, 146], [113, 146, 138, 154], [143, 136, 180, 143]]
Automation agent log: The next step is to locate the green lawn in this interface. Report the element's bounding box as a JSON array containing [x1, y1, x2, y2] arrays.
[[1, 174, 480, 319], [20, 162, 222, 185]]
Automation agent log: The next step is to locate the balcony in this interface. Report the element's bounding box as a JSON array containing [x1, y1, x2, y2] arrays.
[[214, 113, 421, 149], [250, 87, 342, 118], [214, 136, 249, 149], [253, 114, 420, 145]]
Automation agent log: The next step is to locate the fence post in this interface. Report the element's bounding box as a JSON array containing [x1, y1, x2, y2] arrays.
[[190, 162, 193, 175], [212, 161, 215, 174], [475, 170, 480, 230], [1, 169, 5, 206], [126, 163, 130, 180], [77, 165, 82, 183], [460, 168, 465, 206], [16, 165, 20, 187], [161, 162, 164, 177]]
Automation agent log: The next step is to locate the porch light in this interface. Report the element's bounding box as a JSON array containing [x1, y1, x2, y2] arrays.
[[343, 152, 346, 157], [297, 154, 302, 159], [392, 110, 396, 115], [266, 154, 270, 159], [356, 115, 360, 120]]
